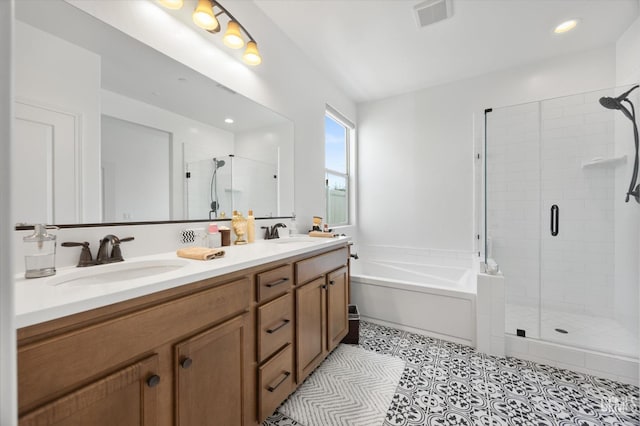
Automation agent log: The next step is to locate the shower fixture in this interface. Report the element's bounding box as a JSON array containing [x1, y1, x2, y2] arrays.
[[599, 84, 639, 204], [210, 157, 226, 217]]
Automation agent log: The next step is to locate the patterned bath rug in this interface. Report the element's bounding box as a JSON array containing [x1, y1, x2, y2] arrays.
[[279, 344, 405, 426]]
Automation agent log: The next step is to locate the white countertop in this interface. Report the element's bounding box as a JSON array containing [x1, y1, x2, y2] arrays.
[[15, 236, 350, 329]]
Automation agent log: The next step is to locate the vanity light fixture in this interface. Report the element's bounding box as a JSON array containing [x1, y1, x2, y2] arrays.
[[554, 19, 578, 34], [158, 0, 262, 66]]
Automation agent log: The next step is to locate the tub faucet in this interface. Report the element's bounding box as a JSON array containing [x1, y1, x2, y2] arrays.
[[96, 235, 134, 264]]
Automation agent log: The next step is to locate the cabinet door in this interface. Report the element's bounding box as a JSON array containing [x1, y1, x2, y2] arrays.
[[327, 266, 349, 350], [175, 314, 248, 426], [20, 355, 159, 426], [295, 277, 327, 382]]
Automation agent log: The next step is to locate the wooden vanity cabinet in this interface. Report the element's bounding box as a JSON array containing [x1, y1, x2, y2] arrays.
[[294, 247, 349, 383], [17, 243, 350, 426], [17, 276, 253, 426]]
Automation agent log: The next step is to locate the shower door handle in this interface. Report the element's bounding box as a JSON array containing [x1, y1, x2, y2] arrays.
[[550, 205, 559, 236]]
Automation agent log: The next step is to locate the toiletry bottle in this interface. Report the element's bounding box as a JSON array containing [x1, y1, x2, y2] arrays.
[[207, 223, 222, 248], [289, 212, 298, 236], [247, 210, 256, 243], [23, 224, 58, 278]]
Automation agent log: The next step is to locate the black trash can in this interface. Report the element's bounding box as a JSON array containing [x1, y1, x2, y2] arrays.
[[342, 304, 360, 344]]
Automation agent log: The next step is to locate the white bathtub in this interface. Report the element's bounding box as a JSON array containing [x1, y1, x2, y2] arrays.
[[350, 259, 477, 345]]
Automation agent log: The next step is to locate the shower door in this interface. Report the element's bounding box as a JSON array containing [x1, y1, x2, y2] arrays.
[[486, 101, 542, 339], [486, 87, 639, 358]]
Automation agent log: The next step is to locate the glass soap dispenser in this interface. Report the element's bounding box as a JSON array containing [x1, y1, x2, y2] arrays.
[[23, 224, 58, 278]]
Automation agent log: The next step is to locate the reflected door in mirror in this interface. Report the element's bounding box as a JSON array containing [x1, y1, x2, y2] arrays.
[[13, 101, 79, 224]]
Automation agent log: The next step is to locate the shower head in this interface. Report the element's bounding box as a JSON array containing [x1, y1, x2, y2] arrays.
[[213, 158, 226, 168], [599, 85, 639, 111]]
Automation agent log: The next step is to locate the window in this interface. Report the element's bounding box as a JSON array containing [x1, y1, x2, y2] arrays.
[[324, 108, 353, 226]]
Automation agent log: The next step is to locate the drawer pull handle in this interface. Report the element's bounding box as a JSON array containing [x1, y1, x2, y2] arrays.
[[266, 319, 290, 334], [146, 374, 161, 388], [265, 278, 289, 288], [267, 371, 290, 392], [180, 357, 193, 369]]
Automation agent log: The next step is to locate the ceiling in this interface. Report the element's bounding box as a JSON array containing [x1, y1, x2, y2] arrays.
[[254, 0, 640, 103]]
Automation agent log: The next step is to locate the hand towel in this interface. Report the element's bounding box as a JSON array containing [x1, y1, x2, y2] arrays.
[[177, 247, 225, 260], [308, 231, 335, 238]]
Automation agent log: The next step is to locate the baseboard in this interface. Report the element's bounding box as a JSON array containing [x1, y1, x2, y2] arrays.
[[361, 316, 473, 347]]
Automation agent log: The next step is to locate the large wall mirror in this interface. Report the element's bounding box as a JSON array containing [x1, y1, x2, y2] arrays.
[[13, 0, 294, 226]]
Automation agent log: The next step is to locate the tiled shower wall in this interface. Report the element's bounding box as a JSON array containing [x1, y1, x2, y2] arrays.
[[487, 88, 619, 335]]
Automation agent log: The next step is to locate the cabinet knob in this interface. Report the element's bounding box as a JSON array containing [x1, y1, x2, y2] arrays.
[[321, 284, 328, 290], [146, 374, 161, 388], [180, 357, 193, 369], [329, 280, 335, 286]]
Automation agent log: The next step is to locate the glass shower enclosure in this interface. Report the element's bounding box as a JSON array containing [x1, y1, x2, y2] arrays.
[[485, 86, 639, 359], [185, 154, 279, 219]]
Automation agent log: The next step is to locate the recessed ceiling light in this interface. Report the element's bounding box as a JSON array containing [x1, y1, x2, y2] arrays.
[[554, 19, 578, 34], [225, 118, 234, 124]]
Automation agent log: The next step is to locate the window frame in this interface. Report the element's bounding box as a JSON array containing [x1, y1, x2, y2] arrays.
[[324, 107, 354, 227]]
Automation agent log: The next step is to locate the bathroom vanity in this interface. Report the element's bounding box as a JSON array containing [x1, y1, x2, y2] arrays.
[[15, 238, 350, 425]]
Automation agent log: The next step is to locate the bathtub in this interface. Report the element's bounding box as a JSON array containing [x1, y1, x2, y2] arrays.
[[350, 258, 477, 345]]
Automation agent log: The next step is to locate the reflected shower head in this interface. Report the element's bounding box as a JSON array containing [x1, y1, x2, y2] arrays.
[[599, 85, 639, 111]]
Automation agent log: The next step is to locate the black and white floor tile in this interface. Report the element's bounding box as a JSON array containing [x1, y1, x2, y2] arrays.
[[264, 321, 639, 426]]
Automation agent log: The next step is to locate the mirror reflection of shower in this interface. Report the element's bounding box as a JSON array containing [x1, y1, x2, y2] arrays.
[[210, 157, 227, 218], [598, 84, 639, 203]]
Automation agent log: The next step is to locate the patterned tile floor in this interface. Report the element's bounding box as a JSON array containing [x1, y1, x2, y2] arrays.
[[264, 321, 639, 426]]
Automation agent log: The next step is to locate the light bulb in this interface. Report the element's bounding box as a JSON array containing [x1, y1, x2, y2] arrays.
[[224, 21, 245, 49], [193, 0, 219, 31], [157, 0, 183, 10], [554, 19, 578, 34], [243, 40, 262, 66]]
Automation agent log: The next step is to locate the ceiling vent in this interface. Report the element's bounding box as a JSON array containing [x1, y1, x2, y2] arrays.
[[414, 0, 453, 28]]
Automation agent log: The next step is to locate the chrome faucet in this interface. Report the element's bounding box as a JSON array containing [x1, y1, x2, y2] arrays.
[[96, 235, 134, 264], [261, 223, 287, 240]]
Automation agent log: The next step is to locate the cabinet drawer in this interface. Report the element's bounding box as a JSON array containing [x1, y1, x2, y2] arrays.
[[259, 344, 294, 422], [257, 264, 293, 303], [258, 293, 293, 363], [295, 247, 348, 285], [18, 277, 251, 413]]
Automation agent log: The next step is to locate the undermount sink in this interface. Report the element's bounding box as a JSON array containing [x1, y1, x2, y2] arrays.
[[272, 236, 319, 244], [47, 259, 189, 287]]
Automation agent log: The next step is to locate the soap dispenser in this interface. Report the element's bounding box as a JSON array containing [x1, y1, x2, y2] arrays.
[[23, 224, 58, 278]]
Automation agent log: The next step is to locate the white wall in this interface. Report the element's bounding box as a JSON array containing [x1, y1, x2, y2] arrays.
[[1, 1, 16, 423], [14, 20, 101, 222], [101, 115, 171, 222], [69, 0, 357, 235], [358, 46, 616, 252]]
